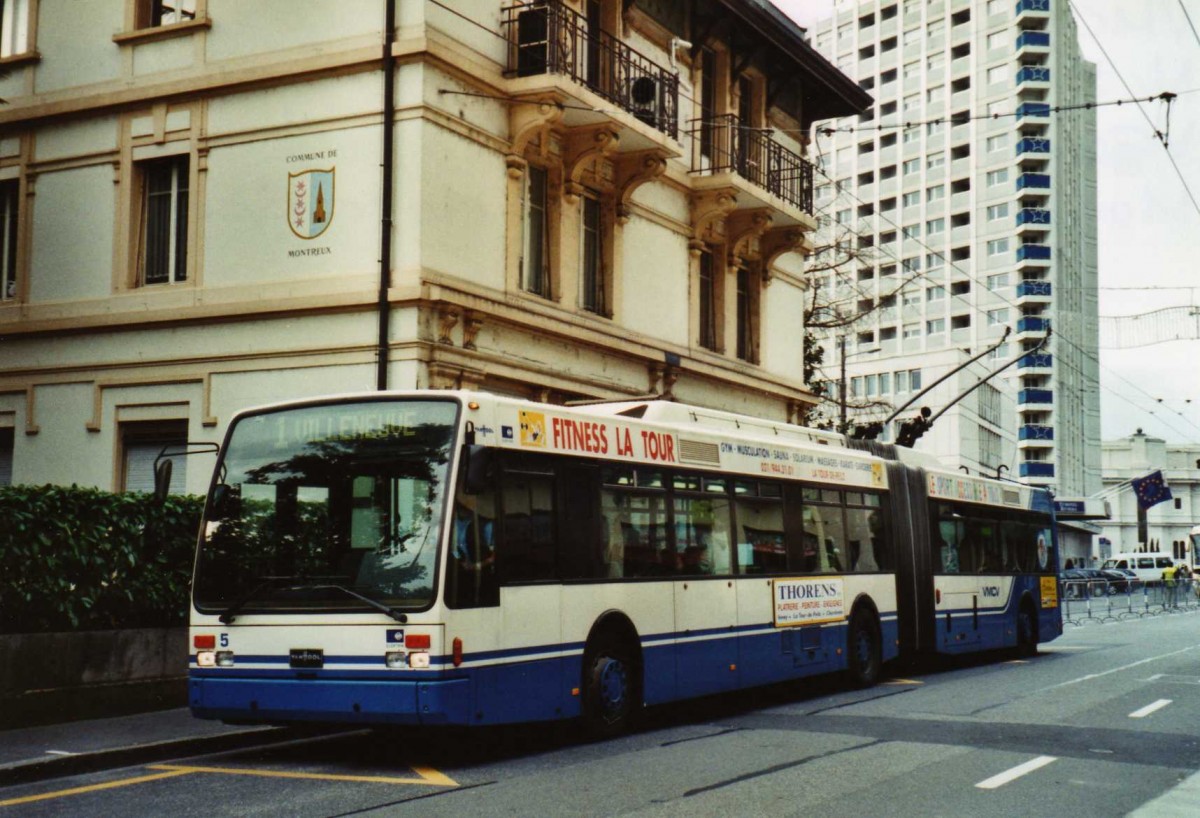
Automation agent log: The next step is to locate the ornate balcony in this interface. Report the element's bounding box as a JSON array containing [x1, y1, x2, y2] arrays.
[[1016, 0, 1050, 13], [1019, 424, 1055, 441], [1017, 316, 1049, 333], [502, 0, 679, 140], [689, 114, 815, 217]]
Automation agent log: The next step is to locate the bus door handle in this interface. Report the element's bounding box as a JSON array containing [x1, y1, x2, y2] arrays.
[[972, 595, 978, 630]]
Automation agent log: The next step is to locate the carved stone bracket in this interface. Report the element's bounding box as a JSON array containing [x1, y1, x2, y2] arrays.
[[760, 226, 810, 286], [563, 125, 620, 204], [726, 208, 774, 266], [462, 311, 484, 351], [437, 306, 461, 346], [509, 98, 565, 161], [647, 362, 681, 399], [690, 188, 738, 245], [614, 150, 668, 224]]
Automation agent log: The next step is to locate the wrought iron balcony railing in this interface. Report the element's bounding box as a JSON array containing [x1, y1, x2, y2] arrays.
[[502, 0, 679, 139], [689, 114, 814, 215]]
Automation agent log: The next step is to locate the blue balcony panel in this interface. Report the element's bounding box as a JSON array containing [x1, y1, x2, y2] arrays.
[[1016, 66, 1051, 84], [1016, 243, 1051, 261], [1017, 316, 1049, 333], [1019, 352, 1053, 368], [1016, 31, 1051, 49], [1017, 172, 1051, 189], [1017, 208, 1051, 226], [1016, 102, 1051, 119], [1016, 279, 1052, 297], [1019, 425, 1055, 441], [1018, 388, 1054, 404], [1019, 462, 1055, 478], [1016, 137, 1051, 155]]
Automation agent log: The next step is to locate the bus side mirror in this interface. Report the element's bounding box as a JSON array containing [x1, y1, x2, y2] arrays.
[[153, 458, 173, 503], [462, 445, 495, 495], [210, 483, 233, 520]]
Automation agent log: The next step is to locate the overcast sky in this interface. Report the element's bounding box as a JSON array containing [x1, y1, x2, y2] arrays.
[[777, 0, 1200, 445]]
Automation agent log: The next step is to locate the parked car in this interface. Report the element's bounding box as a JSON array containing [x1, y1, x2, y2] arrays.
[[1100, 568, 1137, 593]]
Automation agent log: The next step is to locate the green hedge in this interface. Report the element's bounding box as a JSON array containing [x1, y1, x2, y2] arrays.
[[0, 485, 204, 634]]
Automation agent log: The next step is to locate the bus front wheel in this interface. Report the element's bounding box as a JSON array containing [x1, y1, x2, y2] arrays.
[[846, 607, 882, 688], [581, 635, 640, 738]]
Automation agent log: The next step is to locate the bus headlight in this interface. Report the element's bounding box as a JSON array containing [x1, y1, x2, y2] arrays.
[[385, 651, 408, 669], [215, 651, 235, 667]]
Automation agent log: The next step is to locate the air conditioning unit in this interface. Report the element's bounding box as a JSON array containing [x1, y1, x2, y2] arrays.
[[628, 76, 659, 127]]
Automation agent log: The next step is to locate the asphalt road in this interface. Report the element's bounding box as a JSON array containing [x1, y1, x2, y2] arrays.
[[3, 612, 1198, 817]]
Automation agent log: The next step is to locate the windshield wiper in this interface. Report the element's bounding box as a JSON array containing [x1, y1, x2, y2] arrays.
[[297, 583, 409, 624], [218, 574, 343, 625]]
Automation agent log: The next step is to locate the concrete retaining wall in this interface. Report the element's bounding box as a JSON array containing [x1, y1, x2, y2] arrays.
[[0, 628, 188, 728]]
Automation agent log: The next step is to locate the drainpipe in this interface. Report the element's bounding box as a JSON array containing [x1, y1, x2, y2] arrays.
[[376, 0, 397, 391]]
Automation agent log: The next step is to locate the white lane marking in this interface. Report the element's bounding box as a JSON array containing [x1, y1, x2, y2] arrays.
[[975, 756, 1058, 790], [1041, 646, 1197, 691], [44, 750, 75, 756], [1129, 699, 1172, 719]]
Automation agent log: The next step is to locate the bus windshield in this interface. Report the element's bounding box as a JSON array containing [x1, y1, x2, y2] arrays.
[[193, 399, 460, 615]]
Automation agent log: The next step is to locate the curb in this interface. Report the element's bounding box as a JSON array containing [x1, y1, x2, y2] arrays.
[[0, 725, 317, 787]]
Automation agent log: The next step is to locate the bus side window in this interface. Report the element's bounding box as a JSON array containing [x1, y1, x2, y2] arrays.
[[803, 489, 845, 573], [936, 516, 960, 573], [734, 480, 785, 575], [499, 465, 557, 583]]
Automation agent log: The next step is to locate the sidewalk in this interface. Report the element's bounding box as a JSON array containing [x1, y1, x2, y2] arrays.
[[0, 707, 298, 786]]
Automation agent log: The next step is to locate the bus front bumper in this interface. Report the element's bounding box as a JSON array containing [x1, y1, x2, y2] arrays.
[[189, 674, 472, 726]]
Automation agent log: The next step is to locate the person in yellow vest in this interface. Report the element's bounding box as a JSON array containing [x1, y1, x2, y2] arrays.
[[1162, 562, 1178, 606]]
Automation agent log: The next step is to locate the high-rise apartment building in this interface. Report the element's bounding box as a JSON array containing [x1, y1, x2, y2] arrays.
[[809, 0, 1101, 497]]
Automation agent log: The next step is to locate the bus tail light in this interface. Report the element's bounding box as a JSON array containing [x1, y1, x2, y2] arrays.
[[385, 651, 407, 669], [409, 652, 431, 669], [216, 651, 235, 667], [194, 635, 216, 650], [197, 651, 216, 667], [452, 637, 463, 667], [935, 589, 942, 604], [405, 634, 431, 650]]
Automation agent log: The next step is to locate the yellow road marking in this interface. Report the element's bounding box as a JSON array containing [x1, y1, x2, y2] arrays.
[[883, 678, 924, 685], [150, 763, 458, 787], [0, 769, 192, 808]]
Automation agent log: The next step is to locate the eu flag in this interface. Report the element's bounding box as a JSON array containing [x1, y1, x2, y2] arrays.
[[1132, 470, 1172, 509]]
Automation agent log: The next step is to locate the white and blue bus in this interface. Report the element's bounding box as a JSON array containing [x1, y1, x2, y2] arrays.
[[187, 391, 1061, 732]]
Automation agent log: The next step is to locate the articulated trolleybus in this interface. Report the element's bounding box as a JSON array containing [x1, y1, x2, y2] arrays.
[[188, 391, 1061, 732]]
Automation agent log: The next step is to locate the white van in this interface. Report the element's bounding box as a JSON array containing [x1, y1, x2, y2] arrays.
[[1102, 552, 1175, 583]]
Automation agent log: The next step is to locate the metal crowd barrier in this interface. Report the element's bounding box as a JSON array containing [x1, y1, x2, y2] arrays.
[[1060, 578, 1199, 625]]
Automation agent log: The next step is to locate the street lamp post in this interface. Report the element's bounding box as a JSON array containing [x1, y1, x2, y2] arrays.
[[838, 336, 881, 435]]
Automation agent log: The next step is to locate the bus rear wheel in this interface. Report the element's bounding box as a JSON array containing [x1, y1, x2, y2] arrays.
[[581, 635, 640, 738], [846, 608, 882, 688]]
